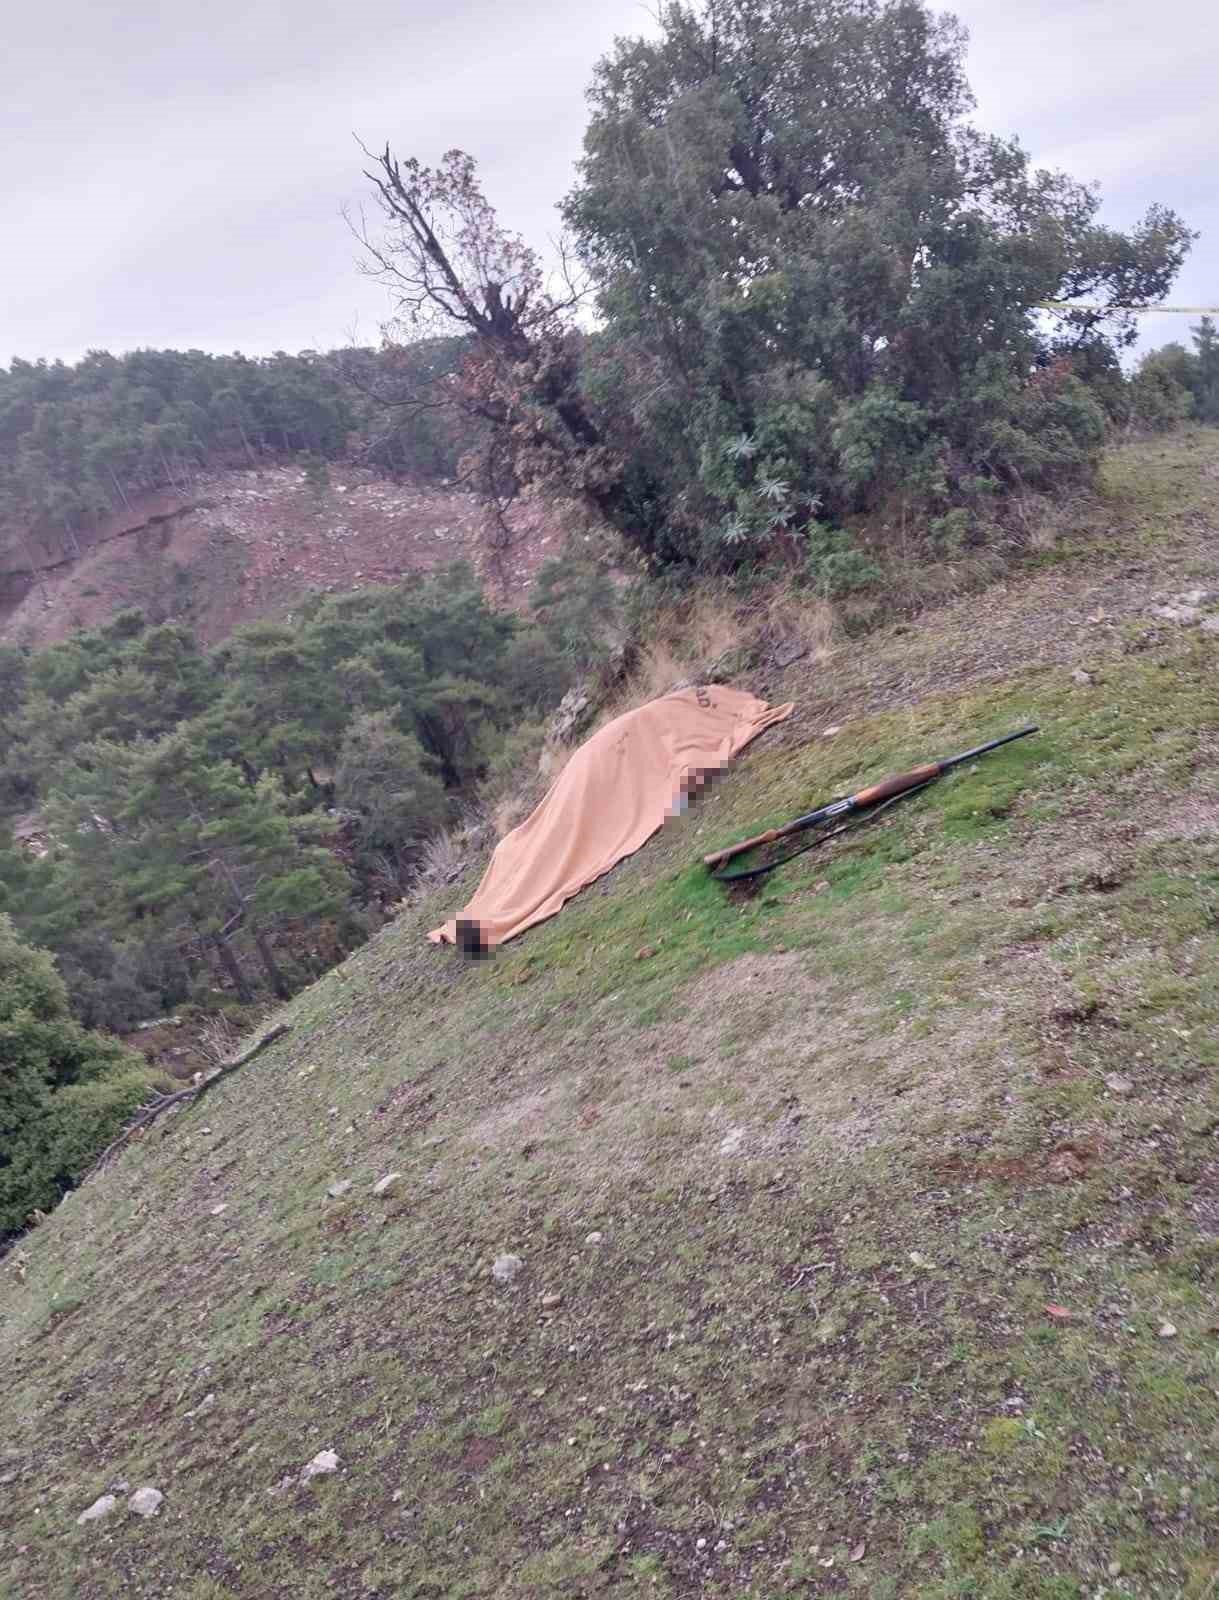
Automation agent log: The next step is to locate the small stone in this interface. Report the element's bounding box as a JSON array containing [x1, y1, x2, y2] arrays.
[[584, 1232, 603, 1246], [326, 1180, 353, 1200], [1153, 604, 1201, 625], [822, 725, 842, 737], [1108, 1561, 1122, 1577], [372, 1172, 402, 1196], [1071, 668, 1092, 686], [1159, 1322, 1178, 1339], [719, 1128, 746, 1156], [300, 1448, 340, 1482], [209, 1204, 227, 1216], [185, 1392, 216, 1420], [109, 1478, 130, 1493], [1201, 617, 1219, 635], [492, 1253, 524, 1283], [77, 1493, 117, 1524], [1105, 1073, 1133, 1096], [128, 1487, 164, 1517], [1179, 588, 1215, 606], [541, 1292, 562, 1309], [696, 1537, 707, 1550]]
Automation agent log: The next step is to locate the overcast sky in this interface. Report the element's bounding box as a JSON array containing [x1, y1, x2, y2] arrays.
[[3, 0, 1214, 366]]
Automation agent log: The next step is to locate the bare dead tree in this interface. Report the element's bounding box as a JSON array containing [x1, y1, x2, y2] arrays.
[[345, 142, 632, 567]]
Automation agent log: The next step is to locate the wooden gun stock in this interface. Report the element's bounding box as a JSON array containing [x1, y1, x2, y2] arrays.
[[703, 825, 786, 869]]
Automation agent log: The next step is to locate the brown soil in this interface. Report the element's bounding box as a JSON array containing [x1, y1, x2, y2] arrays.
[[0, 464, 570, 650]]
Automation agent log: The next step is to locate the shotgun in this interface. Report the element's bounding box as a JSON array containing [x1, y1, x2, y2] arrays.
[[704, 724, 1039, 881]]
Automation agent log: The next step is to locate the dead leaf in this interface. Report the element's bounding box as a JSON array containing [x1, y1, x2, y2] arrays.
[[849, 1542, 866, 1562], [635, 945, 658, 961], [1044, 1304, 1074, 1321]]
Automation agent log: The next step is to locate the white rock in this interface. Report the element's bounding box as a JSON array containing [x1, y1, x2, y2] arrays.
[[373, 1172, 402, 1196], [492, 1253, 524, 1283], [1158, 1322, 1177, 1339], [209, 1204, 227, 1216], [300, 1448, 340, 1482], [1104, 1073, 1133, 1096], [1179, 588, 1215, 606], [584, 1232, 604, 1246], [128, 1487, 164, 1517], [1201, 617, 1219, 635], [719, 1128, 746, 1156], [1071, 668, 1093, 686], [326, 1180, 353, 1200], [1153, 604, 1201, 625], [77, 1493, 118, 1524], [822, 725, 842, 737]]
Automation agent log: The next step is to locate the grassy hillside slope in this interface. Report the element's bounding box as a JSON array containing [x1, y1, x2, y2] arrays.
[[3, 430, 1219, 1600]]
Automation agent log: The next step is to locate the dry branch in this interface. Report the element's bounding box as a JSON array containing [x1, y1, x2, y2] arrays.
[[82, 1023, 292, 1182]]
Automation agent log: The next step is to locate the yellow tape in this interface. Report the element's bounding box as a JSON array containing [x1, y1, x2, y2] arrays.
[[1037, 302, 1219, 314]]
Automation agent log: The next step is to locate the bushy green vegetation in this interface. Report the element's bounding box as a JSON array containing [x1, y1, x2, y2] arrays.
[[1128, 317, 1219, 432], [358, 0, 1194, 579], [0, 565, 616, 1031], [0, 914, 149, 1240]]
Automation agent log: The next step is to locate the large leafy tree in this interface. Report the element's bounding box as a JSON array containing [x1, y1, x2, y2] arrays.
[[562, 0, 1194, 565]]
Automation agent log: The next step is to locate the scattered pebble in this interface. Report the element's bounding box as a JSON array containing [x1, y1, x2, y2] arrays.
[[326, 1180, 353, 1200], [1071, 668, 1093, 686], [77, 1494, 117, 1525], [1159, 1322, 1178, 1339], [584, 1232, 603, 1246], [372, 1172, 402, 1196], [822, 725, 842, 737], [1105, 1073, 1133, 1096], [209, 1204, 227, 1217], [128, 1487, 164, 1518], [300, 1449, 340, 1482], [719, 1128, 746, 1156], [492, 1253, 524, 1283], [185, 1392, 216, 1420], [1153, 604, 1202, 625], [541, 1292, 562, 1309]]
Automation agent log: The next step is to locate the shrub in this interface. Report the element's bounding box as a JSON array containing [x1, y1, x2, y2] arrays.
[[0, 914, 150, 1238]]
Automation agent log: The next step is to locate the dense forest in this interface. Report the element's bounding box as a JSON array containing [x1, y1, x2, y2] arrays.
[[2, 0, 1216, 1235], [0, 562, 614, 1033], [0, 340, 484, 576]]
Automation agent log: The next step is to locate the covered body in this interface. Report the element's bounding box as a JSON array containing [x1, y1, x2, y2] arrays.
[[428, 685, 793, 949]]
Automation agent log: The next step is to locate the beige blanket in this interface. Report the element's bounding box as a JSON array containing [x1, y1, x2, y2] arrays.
[[428, 685, 794, 950]]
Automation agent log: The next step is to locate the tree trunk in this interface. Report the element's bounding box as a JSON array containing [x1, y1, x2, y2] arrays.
[[250, 921, 291, 999], [212, 933, 254, 1004]]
